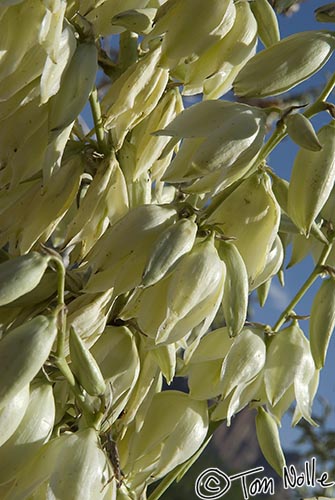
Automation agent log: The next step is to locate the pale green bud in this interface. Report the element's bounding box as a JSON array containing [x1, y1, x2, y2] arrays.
[[288, 120, 335, 236], [264, 322, 305, 406], [291, 332, 318, 426], [250, 0, 280, 48], [53, 379, 70, 428], [218, 241, 249, 336], [320, 181, 335, 222], [69, 327, 106, 397], [309, 278, 335, 368], [270, 170, 328, 244], [188, 359, 225, 401], [142, 217, 198, 287], [181, 294, 228, 364], [91, 325, 140, 423], [234, 31, 335, 97], [169, 277, 226, 347], [152, 184, 177, 204], [256, 407, 286, 476], [220, 328, 266, 399], [0, 44, 45, 106], [5, 270, 57, 309], [0, 117, 43, 185], [49, 41, 98, 132], [120, 276, 172, 341], [286, 113, 322, 152], [0, 315, 57, 410], [0, 252, 50, 306]]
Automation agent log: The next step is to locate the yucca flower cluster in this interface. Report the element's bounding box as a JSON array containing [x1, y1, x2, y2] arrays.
[[0, 1, 334, 499]]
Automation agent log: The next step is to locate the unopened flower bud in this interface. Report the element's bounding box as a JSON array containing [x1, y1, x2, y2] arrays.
[[234, 31, 335, 97]]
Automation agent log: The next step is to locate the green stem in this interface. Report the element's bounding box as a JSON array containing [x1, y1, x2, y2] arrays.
[[201, 178, 244, 219], [246, 71, 335, 177], [54, 356, 95, 420], [55, 356, 76, 389], [72, 122, 86, 141], [93, 395, 107, 430], [305, 71, 335, 118], [272, 242, 333, 332], [89, 87, 108, 154], [55, 260, 65, 307], [255, 121, 287, 170], [49, 257, 96, 423], [147, 463, 184, 500], [51, 256, 66, 359]]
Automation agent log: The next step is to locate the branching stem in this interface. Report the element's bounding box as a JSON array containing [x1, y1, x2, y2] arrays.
[[272, 241, 333, 332], [248, 71, 335, 175], [49, 256, 96, 424], [89, 87, 108, 155]]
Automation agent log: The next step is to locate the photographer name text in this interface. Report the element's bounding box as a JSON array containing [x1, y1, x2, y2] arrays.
[[195, 457, 334, 499]]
